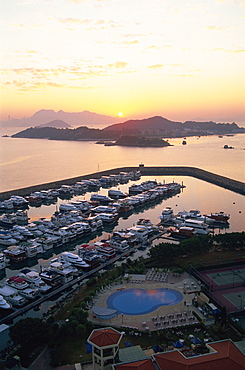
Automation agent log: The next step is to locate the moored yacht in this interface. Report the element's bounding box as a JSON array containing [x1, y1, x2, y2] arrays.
[[0, 294, 12, 310], [60, 251, 90, 268], [0, 284, 27, 307], [0, 230, 18, 246], [19, 268, 52, 293], [159, 207, 174, 222], [179, 219, 210, 235]]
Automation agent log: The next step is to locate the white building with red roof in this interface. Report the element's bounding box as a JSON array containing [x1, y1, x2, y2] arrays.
[[87, 327, 123, 370]]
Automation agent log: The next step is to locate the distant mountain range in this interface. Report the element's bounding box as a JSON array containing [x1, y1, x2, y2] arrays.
[[1, 109, 245, 129], [11, 115, 245, 144], [1, 109, 119, 128]]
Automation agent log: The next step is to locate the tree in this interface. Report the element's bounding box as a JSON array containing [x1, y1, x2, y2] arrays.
[[9, 318, 52, 350]]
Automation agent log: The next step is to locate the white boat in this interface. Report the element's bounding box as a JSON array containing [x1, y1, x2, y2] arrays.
[[94, 242, 116, 259], [19, 268, 52, 293], [0, 252, 9, 270], [0, 284, 27, 307], [92, 205, 118, 214], [160, 207, 174, 222], [3, 245, 27, 262], [0, 230, 18, 246], [12, 225, 33, 237], [97, 213, 118, 223], [61, 251, 90, 268], [0, 214, 17, 227], [127, 226, 150, 242], [5, 275, 30, 290], [109, 238, 130, 252], [49, 261, 75, 283], [27, 223, 44, 236], [39, 267, 63, 288], [0, 294, 12, 310], [90, 194, 112, 202], [108, 189, 127, 198], [59, 203, 77, 212], [19, 287, 40, 300], [15, 210, 29, 223], [180, 219, 210, 235], [10, 195, 29, 208], [0, 199, 14, 211]]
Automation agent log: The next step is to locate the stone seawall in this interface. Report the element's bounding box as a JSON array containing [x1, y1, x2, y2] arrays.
[[0, 166, 244, 200]]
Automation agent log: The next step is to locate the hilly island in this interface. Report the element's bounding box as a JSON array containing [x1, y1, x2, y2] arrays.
[[11, 116, 244, 147]]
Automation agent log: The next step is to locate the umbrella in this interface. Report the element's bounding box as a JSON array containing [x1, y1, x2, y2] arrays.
[[191, 337, 202, 344], [172, 341, 184, 348]]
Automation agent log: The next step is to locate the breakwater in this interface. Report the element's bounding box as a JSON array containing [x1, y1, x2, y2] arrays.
[[0, 166, 244, 200]]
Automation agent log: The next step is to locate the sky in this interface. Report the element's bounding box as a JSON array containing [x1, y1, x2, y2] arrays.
[[1, 0, 245, 123]]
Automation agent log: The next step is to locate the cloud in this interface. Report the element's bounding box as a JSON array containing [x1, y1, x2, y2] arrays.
[[108, 61, 128, 68], [57, 17, 118, 29], [212, 47, 245, 53], [121, 40, 139, 45], [207, 26, 227, 31], [148, 64, 163, 69]]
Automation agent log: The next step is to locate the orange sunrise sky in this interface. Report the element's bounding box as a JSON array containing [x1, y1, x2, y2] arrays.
[[1, 0, 245, 123]]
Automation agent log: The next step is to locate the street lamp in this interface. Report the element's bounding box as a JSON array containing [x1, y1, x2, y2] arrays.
[[80, 355, 83, 369], [122, 314, 124, 325], [238, 295, 243, 310]]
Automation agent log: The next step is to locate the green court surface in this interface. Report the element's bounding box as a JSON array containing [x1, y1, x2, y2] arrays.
[[223, 290, 245, 310], [208, 269, 245, 287]]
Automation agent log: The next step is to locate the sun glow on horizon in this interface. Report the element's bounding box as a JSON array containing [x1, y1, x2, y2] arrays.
[[0, 0, 244, 122]]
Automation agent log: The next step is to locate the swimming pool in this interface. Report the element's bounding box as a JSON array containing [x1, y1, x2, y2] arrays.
[[106, 288, 183, 315]]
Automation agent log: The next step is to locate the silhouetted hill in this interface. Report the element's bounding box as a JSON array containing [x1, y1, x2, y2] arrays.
[[115, 135, 171, 147], [104, 116, 182, 133], [11, 115, 245, 141]]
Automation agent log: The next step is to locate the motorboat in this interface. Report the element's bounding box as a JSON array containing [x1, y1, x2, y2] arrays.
[[179, 219, 210, 235], [108, 238, 130, 252], [91, 205, 118, 214], [59, 203, 77, 212], [90, 194, 112, 202], [15, 210, 29, 224], [5, 275, 29, 290], [49, 261, 76, 283], [0, 284, 27, 307], [94, 242, 116, 259], [0, 230, 18, 246], [60, 251, 90, 268], [19, 287, 40, 300], [160, 207, 174, 222], [205, 211, 230, 223], [39, 267, 63, 288], [97, 213, 119, 223], [108, 189, 127, 198], [3, 245, 27, 263], [169, 226, 197, 239], [0, 294, 12, 310], [0, 252, 9, 270], [0, 214, 17, 227], [10, 195, 29, 208], [12, 225, 33, 237], [19, 268, 52, 293], [0, 199, 14, 211]]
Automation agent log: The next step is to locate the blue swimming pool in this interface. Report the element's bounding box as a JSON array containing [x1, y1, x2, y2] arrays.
[[106, 288, 183, 315]]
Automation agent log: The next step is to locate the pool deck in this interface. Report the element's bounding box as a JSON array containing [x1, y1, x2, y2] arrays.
[[88, 271, 204, 331]]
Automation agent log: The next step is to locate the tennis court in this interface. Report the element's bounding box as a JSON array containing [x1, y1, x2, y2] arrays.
[[207, 267, 245, 287], [193, 263, 245, 312], [223, 290, 245, 310]]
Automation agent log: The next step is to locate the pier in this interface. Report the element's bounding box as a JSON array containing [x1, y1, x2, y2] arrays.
[[0, 166, 244, 200]]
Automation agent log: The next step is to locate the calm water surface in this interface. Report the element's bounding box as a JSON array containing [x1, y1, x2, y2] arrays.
[[0, 129, 244, 192], [0, 129, 244, 322]]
